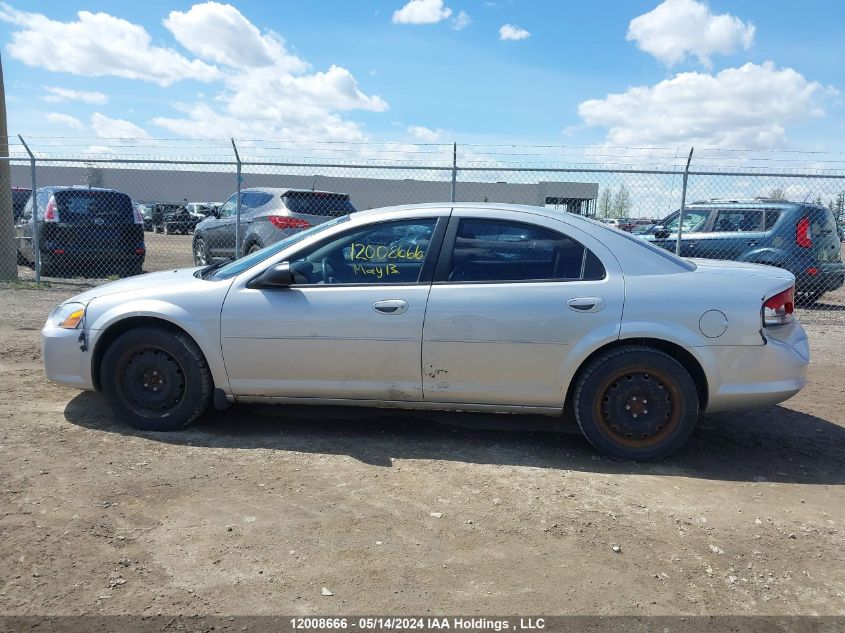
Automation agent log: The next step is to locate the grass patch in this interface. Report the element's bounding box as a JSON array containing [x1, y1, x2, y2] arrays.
[[2, 279, 53, 289]]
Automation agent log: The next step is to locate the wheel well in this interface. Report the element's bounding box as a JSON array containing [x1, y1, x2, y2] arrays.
[[564, 338, 709, 415], [91, 316, 209, 391]]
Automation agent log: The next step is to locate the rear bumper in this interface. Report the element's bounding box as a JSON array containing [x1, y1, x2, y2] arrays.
[[795, 262, 844, 294], [705, 322, 809, 413]]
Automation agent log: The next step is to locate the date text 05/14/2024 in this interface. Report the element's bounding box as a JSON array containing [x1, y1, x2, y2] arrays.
[[289, 617, 546, 631]]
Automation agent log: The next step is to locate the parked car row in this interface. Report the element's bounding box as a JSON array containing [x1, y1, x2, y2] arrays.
[[600, 217, 658, 232], [9, 185, 845, 302]]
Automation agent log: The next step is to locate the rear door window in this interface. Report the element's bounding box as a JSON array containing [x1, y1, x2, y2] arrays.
[[711, 209, 764, 233], [284, 191, 357, 217], [443, 219, 605, 283]]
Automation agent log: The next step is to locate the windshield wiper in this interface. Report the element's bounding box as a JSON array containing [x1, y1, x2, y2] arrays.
[[200, 257, 233, 278]]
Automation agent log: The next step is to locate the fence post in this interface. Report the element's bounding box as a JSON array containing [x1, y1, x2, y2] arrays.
[[675, 147, 694, 256], [19, 135, 39, 283], [231, 138, 242, 259], [450, 142, 457, 203]]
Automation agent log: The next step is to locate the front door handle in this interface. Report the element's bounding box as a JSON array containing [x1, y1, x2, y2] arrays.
[[373, 299, 409, 315], [567, 297, 606, 313]]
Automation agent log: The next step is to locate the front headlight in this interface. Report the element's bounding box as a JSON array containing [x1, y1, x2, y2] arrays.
[[49, 302, 86, 329]]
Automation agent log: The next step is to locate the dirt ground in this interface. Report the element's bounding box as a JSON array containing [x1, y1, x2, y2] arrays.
[[0, 282, 843, 617]]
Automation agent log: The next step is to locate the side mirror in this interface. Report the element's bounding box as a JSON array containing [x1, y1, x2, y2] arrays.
[[249, 261, 310, 288], [653, 225, 670, 238]]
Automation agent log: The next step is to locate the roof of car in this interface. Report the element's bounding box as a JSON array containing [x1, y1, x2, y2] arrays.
[[242, 187, 350, 196], [687, 198, 810, 209], [37, 185, 125, 193], [351, 202, 608, 229]]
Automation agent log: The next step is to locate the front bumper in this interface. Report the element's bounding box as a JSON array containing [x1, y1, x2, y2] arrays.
[[706, 321, 809, 413], [42, 324, 94, 391]]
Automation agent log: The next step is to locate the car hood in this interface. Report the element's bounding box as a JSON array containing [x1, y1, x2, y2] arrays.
[[688, 258, 794, 281], [65, 268, 206, 305]]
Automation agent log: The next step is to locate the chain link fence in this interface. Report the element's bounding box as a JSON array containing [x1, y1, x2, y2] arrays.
[[2, 139, 844, 324]]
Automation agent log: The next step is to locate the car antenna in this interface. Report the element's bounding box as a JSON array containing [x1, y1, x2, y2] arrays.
[[311, 175, 317, 191]]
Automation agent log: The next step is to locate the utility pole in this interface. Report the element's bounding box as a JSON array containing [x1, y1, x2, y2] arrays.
[[0, 53, 17, 280]]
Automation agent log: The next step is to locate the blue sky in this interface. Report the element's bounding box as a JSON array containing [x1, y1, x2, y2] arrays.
[[1, 0, 843, 152]]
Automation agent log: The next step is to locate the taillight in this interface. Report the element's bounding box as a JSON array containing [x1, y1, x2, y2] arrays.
[[132, 204, 144, 225], [763, 286, 795, 326], [796, 217, 812, 248], [268, 216, 310, 230], [44, 196, 58, 222]]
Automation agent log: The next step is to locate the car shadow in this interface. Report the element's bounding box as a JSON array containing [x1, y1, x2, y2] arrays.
[[63, 392, 845, 485]]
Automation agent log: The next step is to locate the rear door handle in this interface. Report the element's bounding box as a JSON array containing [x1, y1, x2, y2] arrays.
[[373, 299, 409, 315], [747, 240, 758, 246], [567, 297, 606, 313]]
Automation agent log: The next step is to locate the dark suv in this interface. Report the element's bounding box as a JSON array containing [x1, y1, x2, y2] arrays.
[[15, 186, 145, 277], [642, 199, 844, 302]]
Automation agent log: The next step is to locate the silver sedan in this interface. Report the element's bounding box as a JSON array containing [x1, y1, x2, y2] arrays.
[[42, 203, 809, 460]]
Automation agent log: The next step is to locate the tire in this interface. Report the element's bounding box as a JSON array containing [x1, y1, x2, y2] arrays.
[[573, 345, 700, 461], [100, 326, 213, 431], [193, 237, 209, 266], [121, 260, 143, 277], [247, 242, 262, 255]]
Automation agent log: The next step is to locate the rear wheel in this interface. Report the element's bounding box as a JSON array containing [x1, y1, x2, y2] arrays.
[[247, 242, 262, 255], [573, 346, 699, 461], [100, 326, 213, 431], [120, 260, 143, 277]]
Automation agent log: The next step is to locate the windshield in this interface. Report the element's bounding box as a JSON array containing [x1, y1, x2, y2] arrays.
[[206, 215, 351, 280]]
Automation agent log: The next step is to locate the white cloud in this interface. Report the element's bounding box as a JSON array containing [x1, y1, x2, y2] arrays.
[[91, 113, 151, 139], [2, 2, 388, 143], [499, 24, 530, 41], [451, 10, 471, 30], [578, 62, 832, 149], [163, 2, 307, 73], [407, 125, 446, 142], [0, 3, 219, 86], [392, 0, 452, 25], [45, 113, 84, 130], [41, 86, 108, 104], [627, 0, 755, 68]]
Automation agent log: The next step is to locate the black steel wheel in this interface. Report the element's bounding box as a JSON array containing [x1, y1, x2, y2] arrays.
[[100, 326, 212, 431], [573, 345, 700, 460]]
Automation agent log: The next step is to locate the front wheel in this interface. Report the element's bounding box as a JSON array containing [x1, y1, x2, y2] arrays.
[[100, 326, 213, 431], [193, 237, 209, 266], [573, 346, 699, 461]]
